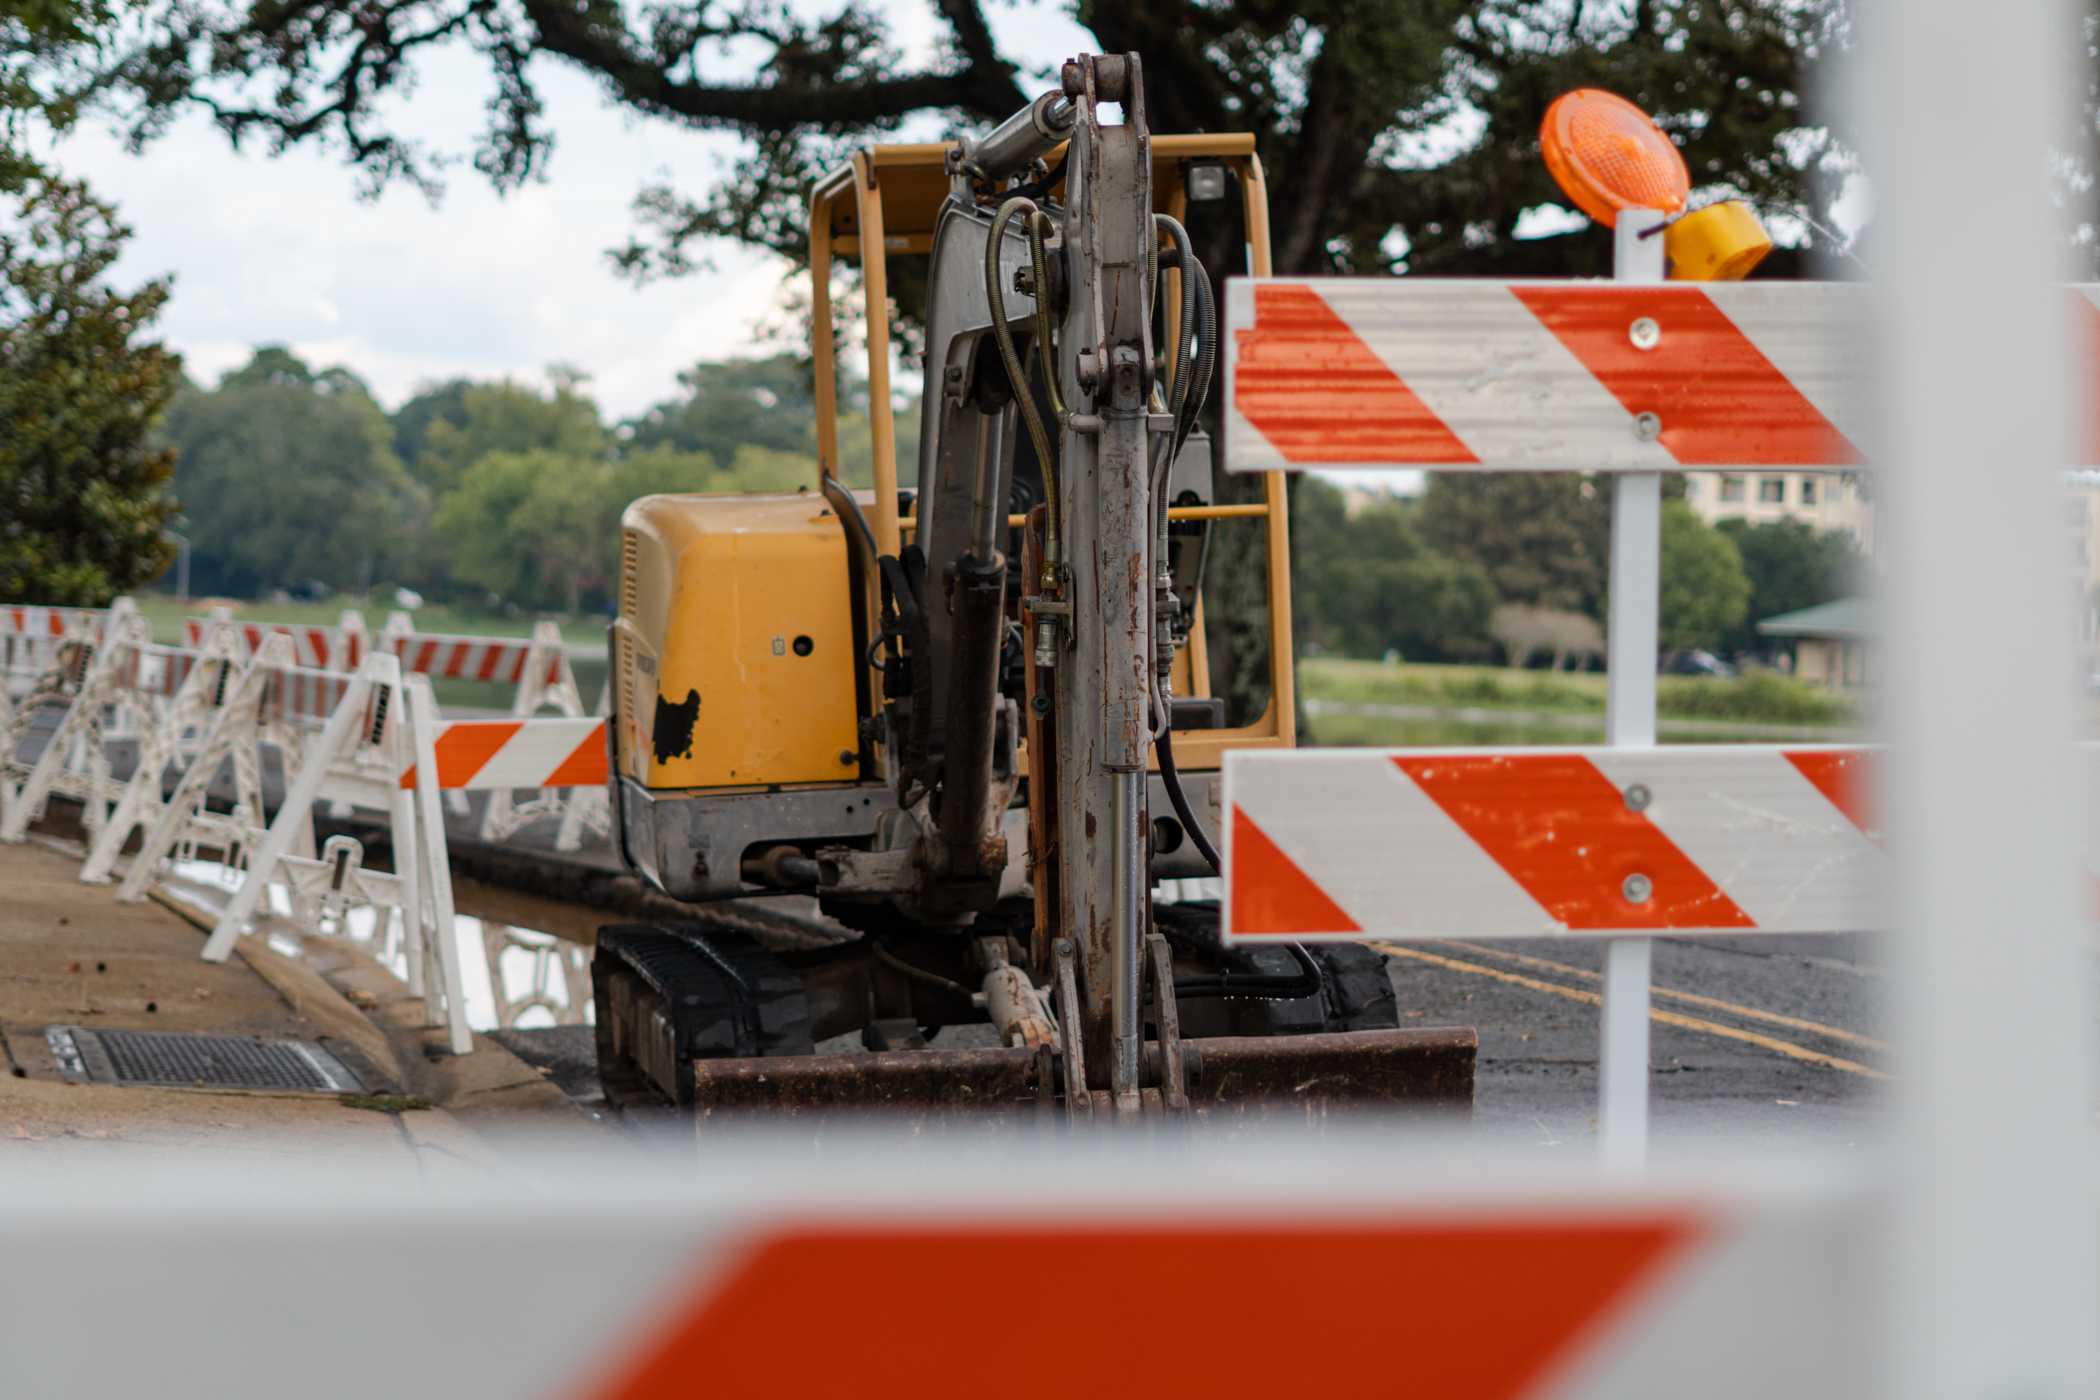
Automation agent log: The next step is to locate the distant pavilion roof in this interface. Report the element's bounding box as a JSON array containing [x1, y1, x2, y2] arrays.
[[1756, 596, 1872, 640]]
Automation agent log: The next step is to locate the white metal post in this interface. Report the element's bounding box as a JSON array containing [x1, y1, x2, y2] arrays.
[[1598, 208, 1667, 1169], [1866, 1, 2098, 1396]]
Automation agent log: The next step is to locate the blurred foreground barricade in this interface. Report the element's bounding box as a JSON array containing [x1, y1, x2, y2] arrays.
[[0, 1141, 1873, 1400]]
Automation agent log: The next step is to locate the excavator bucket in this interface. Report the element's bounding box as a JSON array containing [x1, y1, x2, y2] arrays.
[[682, 1029, 1476, 1126], [596, 922, 1476, 1126]]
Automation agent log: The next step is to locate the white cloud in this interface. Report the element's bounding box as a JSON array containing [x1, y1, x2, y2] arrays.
[[57, 52, 795, 418]]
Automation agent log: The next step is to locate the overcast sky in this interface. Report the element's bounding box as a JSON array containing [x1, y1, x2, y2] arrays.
[[55, 2, 1096, 420]]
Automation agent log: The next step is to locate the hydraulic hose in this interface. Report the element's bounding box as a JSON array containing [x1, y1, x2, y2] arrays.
[[985, 196, 1062, 583], [820, 474, 880, 566], [1154, 701, 1326, 1002], [1154, 719, 1220, 872], [1150, 216, 1201, 561]]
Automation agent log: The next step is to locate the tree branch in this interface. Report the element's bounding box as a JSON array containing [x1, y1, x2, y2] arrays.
[[521, 0, 1021, 130]]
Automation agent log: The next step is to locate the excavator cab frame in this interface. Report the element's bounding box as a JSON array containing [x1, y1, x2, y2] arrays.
[[803, 134, 1298, 773]]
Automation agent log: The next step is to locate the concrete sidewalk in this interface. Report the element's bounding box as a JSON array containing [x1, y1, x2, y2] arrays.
[[0, 840, 591, 1167]]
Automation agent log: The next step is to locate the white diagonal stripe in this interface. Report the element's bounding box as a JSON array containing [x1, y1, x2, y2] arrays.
[[1320, 279, 1679, 472], [1587, 747, 1887, 933], [1702, 282, 1875, 459], [1225, 749, 1546, 940]]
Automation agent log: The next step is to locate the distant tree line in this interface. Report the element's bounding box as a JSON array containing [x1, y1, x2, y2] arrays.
[[157, 346, 919, 615], [1291, 475, 1862, 666]]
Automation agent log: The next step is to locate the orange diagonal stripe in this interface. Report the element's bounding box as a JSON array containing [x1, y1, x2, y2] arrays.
[[590, 1218, 1695, 1400], [1234, 283, 1477, 465], [1393, 753, 1756, 931], [401, 720, 523, 789], [1511, 285, 1861, 466], [1229, 804, 1360, 936], [544, 722, 609, 788], [1782, 749, 1876, 841]]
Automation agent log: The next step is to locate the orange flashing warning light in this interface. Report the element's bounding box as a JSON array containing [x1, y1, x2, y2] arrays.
[[1540, 89, 1690, 228]]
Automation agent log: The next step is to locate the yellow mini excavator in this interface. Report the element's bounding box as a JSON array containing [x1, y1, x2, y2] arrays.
[[593, 52, 1476, 1119]]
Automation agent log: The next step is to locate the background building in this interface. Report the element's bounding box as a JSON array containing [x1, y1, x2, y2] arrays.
[[1683, 471, 1875, 552], [1758, 596, 1871, 690]]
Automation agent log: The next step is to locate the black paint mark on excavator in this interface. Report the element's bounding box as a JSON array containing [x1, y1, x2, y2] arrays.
[[652, 689, 701, 762]]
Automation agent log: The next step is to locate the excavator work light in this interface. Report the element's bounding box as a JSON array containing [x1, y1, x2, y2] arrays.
[[1184, 161, 1228, 202], [1540, 88, 1690, 226]]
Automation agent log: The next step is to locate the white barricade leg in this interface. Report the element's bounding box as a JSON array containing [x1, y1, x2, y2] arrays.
[[407, 676, 471, 1051], [98, 599, 143, 740], [3, 642, 83, 841], [389, 779, 427, 1002], [552, 786, 610, 853]]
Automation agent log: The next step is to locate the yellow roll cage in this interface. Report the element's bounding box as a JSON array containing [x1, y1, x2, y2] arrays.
[[804, 134, 1296, 768]]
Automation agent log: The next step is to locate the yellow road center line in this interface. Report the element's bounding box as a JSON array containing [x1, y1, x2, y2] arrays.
[[1374, 942, 1888, 1081], [1436, 939, 1887, 1053]]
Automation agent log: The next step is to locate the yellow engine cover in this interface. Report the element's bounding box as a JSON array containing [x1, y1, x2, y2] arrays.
[[614, 492, 861, 790]]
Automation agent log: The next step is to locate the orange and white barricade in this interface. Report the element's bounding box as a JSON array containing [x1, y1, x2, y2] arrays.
[[399, 710, 610, 852], [182, 607, 369, 673], [0, 1144, 1872, 1399], [0, 607, 161, 847], [0, 596, 143, 768], [1225, 746, 1885, 941], [1218, 255, 1890, 1162], [1225, 279, 1872, 472], [0, 597, 135, 696], [380, 613, 596, 842]]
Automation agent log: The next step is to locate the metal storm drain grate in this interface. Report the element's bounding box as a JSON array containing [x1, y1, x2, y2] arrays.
[[44, 1026, 365, 1093]]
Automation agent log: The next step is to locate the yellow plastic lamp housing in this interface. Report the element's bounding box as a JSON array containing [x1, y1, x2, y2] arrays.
[[1540, 88, 1690, 227], [1664, 200, 1774, 282]]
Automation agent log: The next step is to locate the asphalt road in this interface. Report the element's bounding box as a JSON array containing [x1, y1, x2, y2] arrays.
[[1387, 931, 1882, 1152]]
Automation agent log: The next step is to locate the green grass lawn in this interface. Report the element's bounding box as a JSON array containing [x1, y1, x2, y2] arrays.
[[1300, 655, 1860, 728]]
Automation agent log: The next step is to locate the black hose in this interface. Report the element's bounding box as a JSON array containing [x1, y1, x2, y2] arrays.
[[1004, 152, 1068, 206], [1174, 260, 1218, 466], [1154, 720, 1221, 873], [1154, 716, 1325, 1001], [821, 475, 880, 566]]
